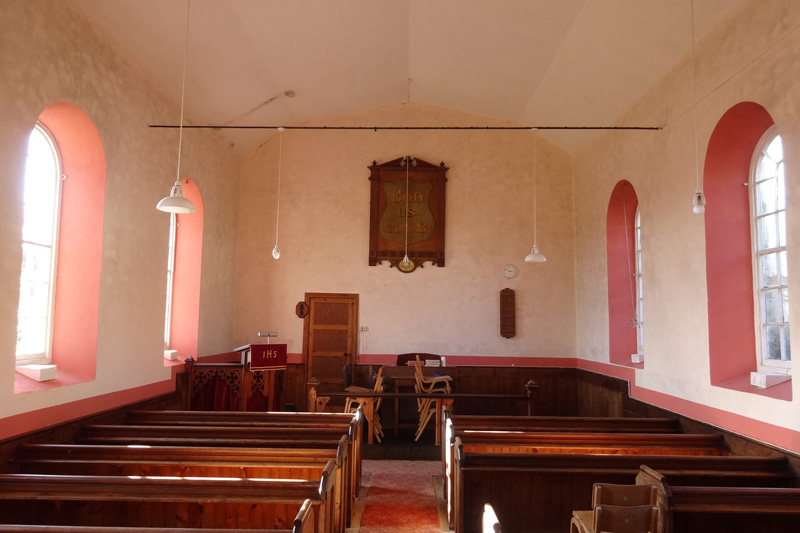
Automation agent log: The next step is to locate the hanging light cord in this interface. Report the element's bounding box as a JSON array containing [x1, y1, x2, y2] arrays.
[[174, 0, 191, 184], [275, 130, 282, 250], [690, 0, 701, 192], [404, 155, 410, 262], [533, 134, 538, 246]]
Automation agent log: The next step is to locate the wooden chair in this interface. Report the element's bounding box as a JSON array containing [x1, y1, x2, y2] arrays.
[[593, 504, 658, 533], [344, 367, 384, 442], [414, 355, 452, 392], [571, 483, 658, 533], [413, 360, 451, 441]]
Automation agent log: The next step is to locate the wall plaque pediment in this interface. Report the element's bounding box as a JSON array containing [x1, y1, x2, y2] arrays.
[[368, 156, 448, 272]]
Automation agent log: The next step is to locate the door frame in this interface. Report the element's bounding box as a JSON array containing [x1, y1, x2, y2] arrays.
[[302, 292, 359, 393]]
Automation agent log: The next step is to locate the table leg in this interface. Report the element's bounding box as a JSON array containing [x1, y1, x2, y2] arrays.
[[394, 397, 399, 436], [364, 397, 374, 444]]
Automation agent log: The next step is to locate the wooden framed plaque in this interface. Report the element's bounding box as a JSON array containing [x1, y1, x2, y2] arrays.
[[368, 156, 448, 272]]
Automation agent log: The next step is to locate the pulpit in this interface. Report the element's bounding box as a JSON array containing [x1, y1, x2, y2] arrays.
[[185, 344, 286, 411]]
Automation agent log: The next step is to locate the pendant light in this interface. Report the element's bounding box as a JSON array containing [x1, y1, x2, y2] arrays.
[[157, 0, 196, 214], [398, 78, 415, 271], [272, 127, 285, 259], [689, 0, 705, 215], [525, 130, 546, 263], [399, 155, 415, 271]]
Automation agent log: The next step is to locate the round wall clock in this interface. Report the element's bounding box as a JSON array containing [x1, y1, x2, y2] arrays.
[[503, 264, 517, 278]]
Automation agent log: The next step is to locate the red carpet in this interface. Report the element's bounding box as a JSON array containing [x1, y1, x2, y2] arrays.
[[359, 460, 442, 532]]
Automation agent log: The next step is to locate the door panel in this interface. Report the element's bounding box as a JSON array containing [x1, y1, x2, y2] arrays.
[[303, 293, 358, 400]]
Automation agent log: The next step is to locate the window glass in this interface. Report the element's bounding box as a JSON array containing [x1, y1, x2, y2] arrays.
[[164, 213, 177, 347], [16, 124, 62, 362], [752, 131, 790, 368], [635, 209, 644, 354]]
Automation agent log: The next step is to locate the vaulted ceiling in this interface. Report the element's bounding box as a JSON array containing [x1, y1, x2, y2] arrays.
[[72, 0, 745, 154]]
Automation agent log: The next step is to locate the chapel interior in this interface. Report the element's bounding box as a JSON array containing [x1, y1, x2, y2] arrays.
[[2, 1, 800, 532]]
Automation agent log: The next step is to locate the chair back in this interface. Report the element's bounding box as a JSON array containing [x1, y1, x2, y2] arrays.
[[372, 368, 384, 394], [592, 483, 657, 507], [593, 504, 658, 533], [342, 363, 352, 389]]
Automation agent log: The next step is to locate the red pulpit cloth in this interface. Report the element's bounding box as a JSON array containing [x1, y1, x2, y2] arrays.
[[250, 344, 287, 371]]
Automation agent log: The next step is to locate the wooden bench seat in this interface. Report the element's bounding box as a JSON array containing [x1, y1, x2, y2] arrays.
[[79, 424, 356, 442], [12, 441, 350, 533], [127, 410, 359, 428], [443, 431, 731, 531], [637, 465, 800, 533], [442, 413, 685, 485], [0, 525, 306, 533], [77, 421, 361, 516], [444, 413, 683, 434], [0, 469, 334, 532], [453, 443, 792, 533], [114, 410, 362, 493]]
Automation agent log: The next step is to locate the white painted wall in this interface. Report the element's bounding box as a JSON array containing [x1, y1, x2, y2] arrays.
[[234, 103, 578, 360], [574, 0, 800, 434], [0, 0, 240, 420]]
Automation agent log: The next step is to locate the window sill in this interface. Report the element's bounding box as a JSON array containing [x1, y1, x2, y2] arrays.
[[713, 373, 792, 401], [14, 366, 93, 394], [609, 359, 644, 370], [163, 355, 188, 368]]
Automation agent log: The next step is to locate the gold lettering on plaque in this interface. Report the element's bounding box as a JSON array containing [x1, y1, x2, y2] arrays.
[[380, 181, 435, 244]]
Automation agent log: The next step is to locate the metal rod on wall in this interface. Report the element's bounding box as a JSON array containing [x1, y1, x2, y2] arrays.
[[149, 124, 661, 131]]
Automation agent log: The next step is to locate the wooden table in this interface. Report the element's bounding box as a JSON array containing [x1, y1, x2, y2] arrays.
[[325, 392, 528, 444]]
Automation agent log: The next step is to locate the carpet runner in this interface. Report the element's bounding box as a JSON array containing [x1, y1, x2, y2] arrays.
[[358, 460, 442, 532]]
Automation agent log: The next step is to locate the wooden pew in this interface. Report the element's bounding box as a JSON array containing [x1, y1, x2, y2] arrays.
[[444, 430, 730, 531], [79, 416, 362, 519], [127, 410, 359, 430], [0, 466, 334, 532], [0, 525, 307, 532], [443, 412, 683, 435], [637, 465, 800, 533], [452, 442, 793, 533], [442, 412, 683, 485], [0, 497, 312, 532], [11, 440, 350, 533], [79, 424, 355, 442]]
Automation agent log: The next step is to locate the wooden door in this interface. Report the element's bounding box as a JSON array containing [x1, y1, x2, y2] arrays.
[[303, 293, 358, 400]]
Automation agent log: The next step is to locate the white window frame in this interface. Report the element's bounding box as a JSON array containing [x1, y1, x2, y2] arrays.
[[16, 123, 63, 365], [750, 127, 790, 372], [634, 208, 644, 354], [164, 213, 177, 348]]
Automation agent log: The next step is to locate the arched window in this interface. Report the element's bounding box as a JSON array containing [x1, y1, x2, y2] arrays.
[[164, 178, 203, 359], [751, 129, 790, 370], [634, 208, 644, 355], [14, 102, 105, 388], [606, 180, 640, 365], [164, 213, 177, 348], [16, 124, 62, 363], [704, 102, 790, 397]]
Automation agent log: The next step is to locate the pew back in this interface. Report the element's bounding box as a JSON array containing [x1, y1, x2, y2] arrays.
[[636, 465, 800, 533], [454, 444, 792, 533], [0, 469, 333, 532]]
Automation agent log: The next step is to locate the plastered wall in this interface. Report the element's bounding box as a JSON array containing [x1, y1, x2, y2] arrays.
[[0, 0, 239, 426], [574, 0, 800, 443], [234, 102, 577, 361]]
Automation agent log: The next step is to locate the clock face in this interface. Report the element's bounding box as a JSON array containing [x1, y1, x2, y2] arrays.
[[504, 264, 517, 278]]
